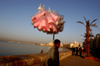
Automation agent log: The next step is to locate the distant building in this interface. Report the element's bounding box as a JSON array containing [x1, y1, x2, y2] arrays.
[[47, 42, 53, 46], [66, 41, 79, 48], [60, 43, 63, 47], [95, 34, 100, 48], [90, 37, 95, 49], [40, 43, 45, 46]]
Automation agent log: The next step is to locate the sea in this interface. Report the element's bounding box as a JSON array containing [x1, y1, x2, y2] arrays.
[[0, 41, 69, 56]]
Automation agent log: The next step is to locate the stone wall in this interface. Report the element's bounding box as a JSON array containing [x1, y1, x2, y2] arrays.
[[0, 50, 72, 66]]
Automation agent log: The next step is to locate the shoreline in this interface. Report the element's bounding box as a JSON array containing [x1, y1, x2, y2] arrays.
[[0, 40, 68, 48], [0, 41, 70, 57]]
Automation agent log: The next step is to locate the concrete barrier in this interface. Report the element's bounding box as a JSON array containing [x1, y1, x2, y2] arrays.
[[0, 50, 72, 66]]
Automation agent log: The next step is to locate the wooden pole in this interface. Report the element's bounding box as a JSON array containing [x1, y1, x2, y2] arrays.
[[53, 33, 55, 46]]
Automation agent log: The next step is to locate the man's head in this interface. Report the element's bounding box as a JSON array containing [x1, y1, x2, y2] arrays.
[[54, 39, 61, 48]]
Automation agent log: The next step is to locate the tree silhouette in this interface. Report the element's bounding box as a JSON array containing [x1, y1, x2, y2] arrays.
[[81, 32, 94, 53], [77, 17, 98, 57]]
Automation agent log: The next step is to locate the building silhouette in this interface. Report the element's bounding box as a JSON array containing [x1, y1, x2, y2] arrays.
[[90, 33, 100, 50], [90, 33, 100, 59]]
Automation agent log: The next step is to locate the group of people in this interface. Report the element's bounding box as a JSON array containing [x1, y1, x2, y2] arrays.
[[72, 45, 83, 57]]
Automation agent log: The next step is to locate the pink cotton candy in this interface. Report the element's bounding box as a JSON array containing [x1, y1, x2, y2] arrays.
[[38, 19, 47, 30], [32, 16, 36, 22], [48, 24, 53, 29], [41, 10, 47, 16], [50, 13, 59, 21], [32, 12, 42, 22], [52, 25, 57, 32], [32, 4, 65, 34], [34, 21, 40, 28], [47, 16, 54, 24], [43, 27, 47, 32], [38, 25, 42, 30], [41, 18, 47, 27]]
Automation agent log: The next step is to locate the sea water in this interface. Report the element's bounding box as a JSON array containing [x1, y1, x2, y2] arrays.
[[0, 41, 69, 56]]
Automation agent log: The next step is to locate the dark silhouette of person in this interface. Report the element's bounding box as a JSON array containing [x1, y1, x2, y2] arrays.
[[41, 49, 43, 53], [46, 39, 61, 66], [76, 47, 78, 56], [72, 46, 75, 55], [79, 47, 82, 57]]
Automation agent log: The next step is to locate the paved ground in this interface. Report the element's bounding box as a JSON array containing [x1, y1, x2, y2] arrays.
[[60, 53, 100, 66]]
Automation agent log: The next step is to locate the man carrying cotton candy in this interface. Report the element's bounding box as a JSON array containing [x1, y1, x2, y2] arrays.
[[31, 4, 65, 66]]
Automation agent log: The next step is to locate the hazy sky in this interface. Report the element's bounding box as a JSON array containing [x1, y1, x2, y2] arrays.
[[0, 0, 100, 44]]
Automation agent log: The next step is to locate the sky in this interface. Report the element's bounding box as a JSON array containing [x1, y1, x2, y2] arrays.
[[0, 0, 100, 44]]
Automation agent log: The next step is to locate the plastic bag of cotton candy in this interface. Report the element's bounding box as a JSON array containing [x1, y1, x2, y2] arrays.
[[31, 4, 65, 34]]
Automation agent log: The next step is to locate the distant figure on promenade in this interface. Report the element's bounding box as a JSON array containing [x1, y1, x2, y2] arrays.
[[72, 46, 75, 55], [41, 49, 43, 54], [79, 47, 82, 57], [76, 47, 78, 56], [46, 39, 61, 66]]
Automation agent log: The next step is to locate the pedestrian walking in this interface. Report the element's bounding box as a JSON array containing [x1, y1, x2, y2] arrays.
[[41, 49, 43, 54], [72, 46, 75, 55], [79, 47, 82, 57], [46, 39, 61, 66], [76, 47, 78, 56]]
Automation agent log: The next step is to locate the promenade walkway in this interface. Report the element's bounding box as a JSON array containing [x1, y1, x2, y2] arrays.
[[60, 53, 100, 66]]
